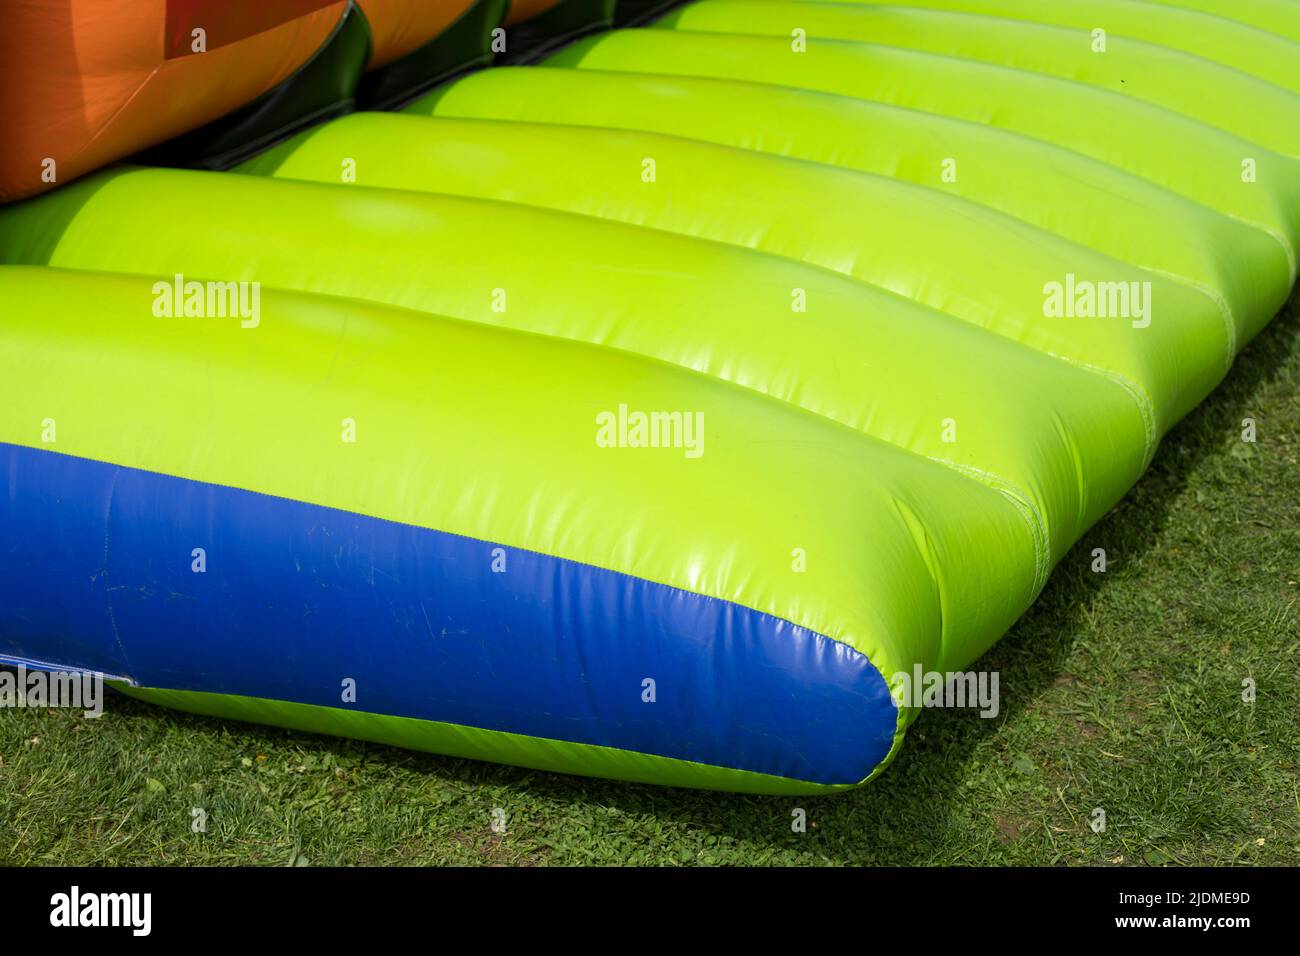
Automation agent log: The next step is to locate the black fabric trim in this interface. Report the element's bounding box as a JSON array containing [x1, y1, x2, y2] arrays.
[[502, 0, 618, 65], [614, 0, 692, 28], [355, 0, 511, 111]]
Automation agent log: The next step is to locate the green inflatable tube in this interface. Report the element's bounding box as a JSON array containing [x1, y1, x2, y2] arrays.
[[2, 0, 1297, 791]]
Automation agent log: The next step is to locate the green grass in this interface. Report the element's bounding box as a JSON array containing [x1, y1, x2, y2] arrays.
[[2, 295, 1297, 867]]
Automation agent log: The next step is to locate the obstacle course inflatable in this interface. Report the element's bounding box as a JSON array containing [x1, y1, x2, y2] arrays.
[[1, 0, 1297, 793]]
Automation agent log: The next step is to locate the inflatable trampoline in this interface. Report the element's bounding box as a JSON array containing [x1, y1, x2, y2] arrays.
[[1, 0, 1297, 793]]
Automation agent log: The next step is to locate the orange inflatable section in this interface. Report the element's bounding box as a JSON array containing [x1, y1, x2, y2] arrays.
[[0, 0, 348, 203], [359, 0, 481, 69], [505, 0, 566, 27]]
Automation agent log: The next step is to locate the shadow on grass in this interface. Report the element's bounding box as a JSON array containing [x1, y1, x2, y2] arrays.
[[105, 293, 1300, 863]]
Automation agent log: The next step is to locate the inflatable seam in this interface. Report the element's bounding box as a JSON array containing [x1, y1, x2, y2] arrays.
[[433, 68, 1300, 292], [837, 38, 1300, 161], [1040, 349, 1159, 467], [874, 0, 1300, 57], [1143, 266, 1237, 370], [341, 183, 1089, 586], [816, 18, 1300, 279], [760, 156, 1251, 366], [767, 150, 1249, 376], [940, 460, 1048, 594], [630, 321, 1055, 596], [834, 86, 1300, 285], [432, 84, 1295, 342], [550, 282, 1057, 599], [558, 43, 1300, 267], [1227, 215, 1298, 287], [1170, 5, 1300, 46], [860, 5, 1300, 103], [460, 182, 1158, 536], [597, 308, 1056, 616]]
